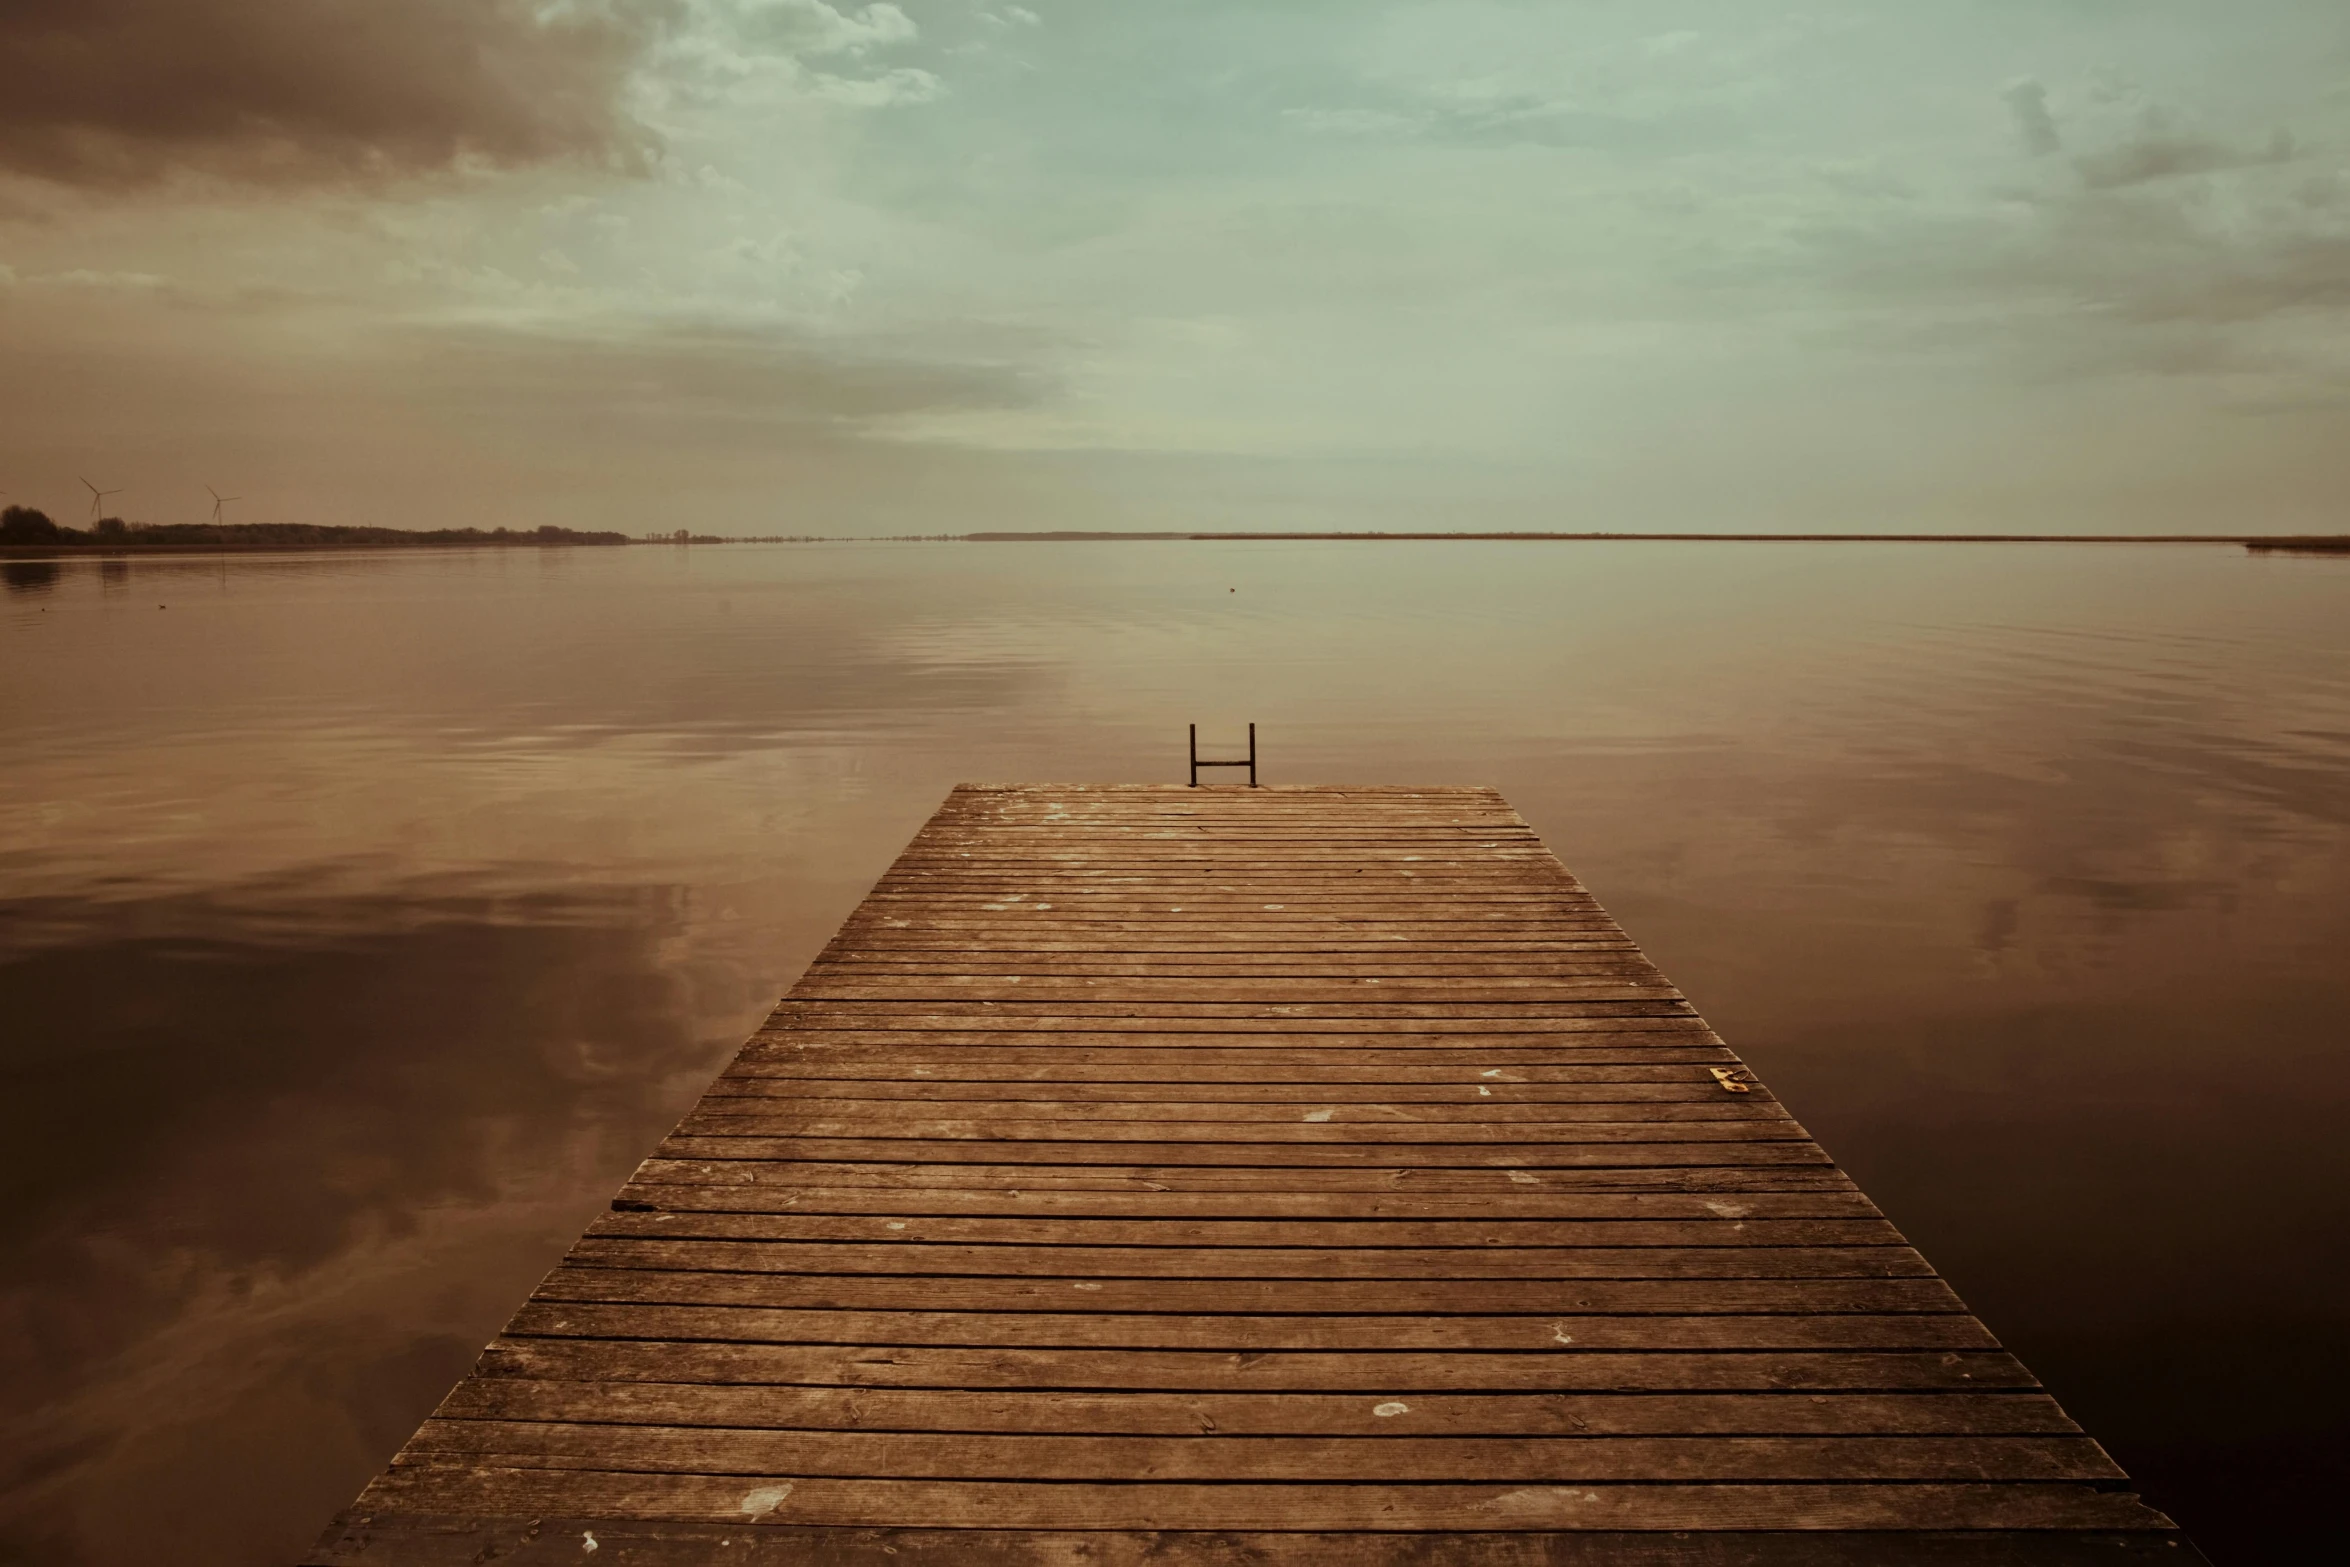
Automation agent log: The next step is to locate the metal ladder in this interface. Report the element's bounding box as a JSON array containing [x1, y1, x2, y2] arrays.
[[1188, 723, 1257, 787]]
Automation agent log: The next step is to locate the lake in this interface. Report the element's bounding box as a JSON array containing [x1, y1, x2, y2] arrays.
[[2, 540, 2345, 1563]]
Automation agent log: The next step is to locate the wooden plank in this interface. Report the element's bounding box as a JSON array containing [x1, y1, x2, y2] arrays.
[[734, 1054, 1741, 1070], [399, 1422, 2125, 1482], [700, 1069, 1765, 1099], [673, 1111, 1806, 1136], [784, 984, 1688, 1006], [621, 1160, 1864, 1193], [756, 1045, 1708, 1058], [616, 1169, 1868, 1201], [518, 1273, 1967, 1315], [828, 932, 1641, 943], [509, 1298, 1987, 1348], [611, 1183, 1887, 1220], [821, 952, 1649, 964], [755, 1016, 1716, 1034], [555, 1239, 1940, 1281], [685, 1098, 1790, 1123], [433, 1382, 2083, 1436], [817, 963, 1663, 972], [756, 1017, 1712, 1036], [474, 1339, 2043, 1391], [348, 1471, 2173, 1532], [316, 784, 2184, 1559], [763, 1007, 1705, 1025], [733, 1057, 1747, 1073], [305, 1522, 2203, 1566], [650, 1137, 1837, 1167], [709, 1079, 1767, 1100], [583, 1213, 1907, 1247], [747, 1033, 1713, 1050]]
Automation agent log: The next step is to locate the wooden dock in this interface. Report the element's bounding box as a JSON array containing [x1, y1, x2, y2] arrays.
[[310, 785, 2198, 1564]]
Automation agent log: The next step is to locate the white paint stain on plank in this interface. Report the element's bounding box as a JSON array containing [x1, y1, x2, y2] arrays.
[[739, 1484, 793, 1518]]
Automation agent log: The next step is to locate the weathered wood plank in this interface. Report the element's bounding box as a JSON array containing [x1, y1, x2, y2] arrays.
[[764, 1006, 1705, 1025], [474, 1340, 2043, 1392], [517, 1275, 1967, 1319], [399, 1423, 2124, 1483], [671, 1111, 1808, 1138], [555, 1238, 1939, 1281], [305, 1521, 2202, 1566], [812, 964, 1665, 980], [621, 1161, 1864, 1196], [688, 1102, 1792, 1126], [431, 1382, 2082, 1436], [710, 1074, 1748, 1099], [757, 1015, 1710, 1035], [348, 1471, 2172, 1532], [651, 1136, 1838, 1168], [744, 1037, 1733, 1057], [710, 1078, 1767, 1100], [510, 1297, 1987, 1349], [583, 1213, 1906, 1247], [785, 983, 1688, 1006], [742, 1055, 1732, 1072], [611, 1182, 1886, 1220]]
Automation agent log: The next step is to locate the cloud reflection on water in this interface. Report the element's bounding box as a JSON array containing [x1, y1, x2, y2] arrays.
[[0, 873, 737, 1563]]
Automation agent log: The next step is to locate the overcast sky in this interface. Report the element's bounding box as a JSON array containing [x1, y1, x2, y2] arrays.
[[3, 1, 2347, 535]]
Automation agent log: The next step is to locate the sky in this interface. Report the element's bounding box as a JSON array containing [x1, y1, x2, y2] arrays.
[[2, 0, 2348, 536]]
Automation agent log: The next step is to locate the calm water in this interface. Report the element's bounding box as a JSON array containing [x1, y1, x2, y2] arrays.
[[2, 541, 2346, 1563]]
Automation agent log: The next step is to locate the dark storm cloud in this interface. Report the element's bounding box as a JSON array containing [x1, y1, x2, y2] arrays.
[[0, 0, 666, 186]]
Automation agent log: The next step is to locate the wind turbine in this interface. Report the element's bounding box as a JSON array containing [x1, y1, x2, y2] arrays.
[[81, 476, 122, 517], [207, 485, 240, 523]]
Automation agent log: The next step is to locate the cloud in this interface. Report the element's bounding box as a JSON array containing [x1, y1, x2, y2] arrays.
[[1277, 91, 1696, 153], [2107, 231, 2350, 326], [2075, 127, 2297, 190], [720, 0, 917, 57], [649, 1, 936, 114], [393, 316, 1051, 434], [0, 1, 946, 188], [2003, 80, 2062, 157], [808, 66, 945, 107], [1808, 101, 2350, 407], [1281, 107, 1426, 139], [0, 0, 664, 187], [49, 268, 171, 291]]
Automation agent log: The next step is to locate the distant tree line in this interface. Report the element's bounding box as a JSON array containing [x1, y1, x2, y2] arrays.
[[0, 506, 630, 549], [2244, 536, 2350, 554]]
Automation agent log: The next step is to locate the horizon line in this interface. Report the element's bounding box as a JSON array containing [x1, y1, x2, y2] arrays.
[[957, 530, 2266, 543]]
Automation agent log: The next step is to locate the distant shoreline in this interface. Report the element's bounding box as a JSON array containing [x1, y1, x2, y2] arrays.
[[1, 540, 632, 558], [960, 530, 2350, 548], [0, 511, 635, 557], [5, 529, 2347, 559]]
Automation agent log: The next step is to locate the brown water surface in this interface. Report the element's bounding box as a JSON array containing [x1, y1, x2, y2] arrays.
[[2, 541, 2345, 1563]]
